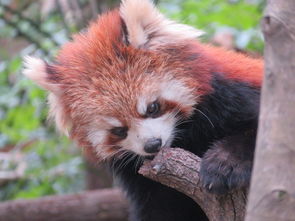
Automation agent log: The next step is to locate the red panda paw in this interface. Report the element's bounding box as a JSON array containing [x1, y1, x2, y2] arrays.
[[199, 147, 252, 195]]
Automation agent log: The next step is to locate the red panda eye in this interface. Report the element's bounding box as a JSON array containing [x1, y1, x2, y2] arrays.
[[110, 127, 128, 139], [146, 101, 161, 118]]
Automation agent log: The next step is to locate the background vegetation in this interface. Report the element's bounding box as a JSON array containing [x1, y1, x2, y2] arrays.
[[0, 0, 264, 201]]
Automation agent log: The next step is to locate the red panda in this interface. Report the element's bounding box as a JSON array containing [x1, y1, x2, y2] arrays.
[[23, 0, 263, 220]]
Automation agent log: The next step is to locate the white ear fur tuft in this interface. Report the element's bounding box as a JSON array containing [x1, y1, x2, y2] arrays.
[[120, 0, 204, 49], [48, 93, 70, 136], [23, 56, 59, 93], [23, 56, 68, 135]]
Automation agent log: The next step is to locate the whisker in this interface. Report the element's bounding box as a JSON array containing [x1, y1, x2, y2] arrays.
[[195, 108, 215, 128], [135, 155, 144, 172], [119, 152, 136, 171]]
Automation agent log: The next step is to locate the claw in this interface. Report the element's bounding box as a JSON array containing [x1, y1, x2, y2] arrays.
[[208, 183, 213, 190]]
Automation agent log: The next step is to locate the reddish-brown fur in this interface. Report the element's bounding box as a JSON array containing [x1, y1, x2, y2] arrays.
[[157, 42, 263, 97], [195, 43, 263, 87], [46, 10, 263, 156]]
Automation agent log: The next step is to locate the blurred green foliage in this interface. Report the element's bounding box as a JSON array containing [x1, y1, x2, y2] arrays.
[[160, 0, 265, 52], [0, 54, 85, 201], [0, 0, 264, 201], [0, 2, 85, 200]]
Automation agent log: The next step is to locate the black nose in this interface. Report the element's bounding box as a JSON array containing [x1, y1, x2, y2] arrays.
[[144, 138, 162, 153]]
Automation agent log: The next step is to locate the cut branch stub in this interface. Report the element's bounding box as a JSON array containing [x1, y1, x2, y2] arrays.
[[139, 147, 247, 221]]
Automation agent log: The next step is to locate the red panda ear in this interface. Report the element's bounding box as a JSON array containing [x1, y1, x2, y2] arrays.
[[120, 0, 204, 49], [23, 56, 60, 94], [23, 56, 71, 135]]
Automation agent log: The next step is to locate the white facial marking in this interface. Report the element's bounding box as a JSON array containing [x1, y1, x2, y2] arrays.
[[131, 78, 197, 156], [137, 96, 147, 116], [137, 78, 196, 118], [87, 129, 107, 147], [87, 116, 122, 156], [160, 79, 196, 108], [137, 94, 157, 116], [103, 117, 123, 127], [120, 113, 176, 156], [138, 115, 175, 146]]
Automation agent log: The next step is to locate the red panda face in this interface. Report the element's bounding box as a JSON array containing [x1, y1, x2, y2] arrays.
[[84, 73, 197, 159], [23, 0, 203, 160], [54, 49, 196, 159]]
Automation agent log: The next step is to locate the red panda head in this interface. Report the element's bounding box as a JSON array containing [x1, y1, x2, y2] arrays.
[[23, 0, 203, 160]]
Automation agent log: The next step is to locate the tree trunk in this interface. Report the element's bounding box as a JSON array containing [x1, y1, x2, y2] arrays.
[[245, 1, 295, 221], [0, 188, 128, 221]]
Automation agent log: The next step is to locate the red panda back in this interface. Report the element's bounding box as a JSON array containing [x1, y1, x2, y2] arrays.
[[197, 43, 263, 87]]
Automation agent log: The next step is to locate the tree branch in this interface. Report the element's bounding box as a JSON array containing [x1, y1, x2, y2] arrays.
[[139, 147, 247, 221], [0, 188, 128, 221]]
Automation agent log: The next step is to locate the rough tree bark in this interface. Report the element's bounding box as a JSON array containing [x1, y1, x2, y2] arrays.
[[245, 1, 295, 221], [0, 188, 128, 221], [139, 148, 247, 221]]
